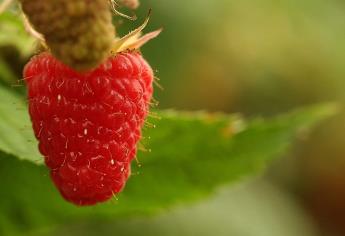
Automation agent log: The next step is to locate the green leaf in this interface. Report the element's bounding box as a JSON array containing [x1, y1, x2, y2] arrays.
[[48, 180, 319, 236], [0, 81, 338, 234], [0, 56, 17, 83], [0, 85, 40, 162], [0, 11, 35, 88], [0, 11, 35, 56]]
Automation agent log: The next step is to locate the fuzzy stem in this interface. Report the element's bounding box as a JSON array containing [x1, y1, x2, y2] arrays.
[[110, 0, 137, 20], [21, 12, 45, 43]]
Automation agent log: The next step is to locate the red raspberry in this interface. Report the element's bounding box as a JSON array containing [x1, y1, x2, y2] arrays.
[[24, 51, 153, 206]]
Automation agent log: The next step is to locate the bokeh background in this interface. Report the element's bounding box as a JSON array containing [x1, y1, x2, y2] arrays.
[[2, 0, 345, 235], [123, 0, 345, 235]]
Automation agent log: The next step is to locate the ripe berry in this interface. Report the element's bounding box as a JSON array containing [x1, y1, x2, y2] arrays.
[[24, 51, 153, 206]]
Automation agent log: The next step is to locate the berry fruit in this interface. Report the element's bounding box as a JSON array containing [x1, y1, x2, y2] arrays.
[[24, 51, 153, 206]]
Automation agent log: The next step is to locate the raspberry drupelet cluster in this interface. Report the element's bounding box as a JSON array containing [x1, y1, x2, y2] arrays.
[[24, 51, 154, 205]]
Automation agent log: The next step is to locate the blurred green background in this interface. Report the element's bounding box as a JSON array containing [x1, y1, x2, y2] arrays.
[[124, 0, 345, 235], [2, 0, 345, 235]]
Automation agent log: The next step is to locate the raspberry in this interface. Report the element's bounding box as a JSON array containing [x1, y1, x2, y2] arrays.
[[24, 51, 153, 206], [20, 0, 115, 71]]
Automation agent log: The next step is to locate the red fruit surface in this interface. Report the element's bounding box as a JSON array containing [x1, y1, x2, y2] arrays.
[[24, 51, 153, 206]]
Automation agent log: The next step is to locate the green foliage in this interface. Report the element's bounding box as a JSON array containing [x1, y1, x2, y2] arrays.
[[50, 181, 319, 236], [0, 6, 340, 236], [0, 78, 337, 234], [0, 10, 35, 87], [0, 11, 35, 56], [0, 86, 40, 162]]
